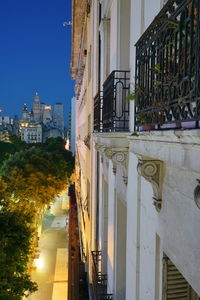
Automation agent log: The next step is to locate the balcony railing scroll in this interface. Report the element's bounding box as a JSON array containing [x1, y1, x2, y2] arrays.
[[91, 251, 113, 300], [135, 0, 200, 131]]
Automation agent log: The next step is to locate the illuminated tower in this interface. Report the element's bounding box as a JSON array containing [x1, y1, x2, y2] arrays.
[[32, 92, 42, 122], [22, 104, 29, 120]]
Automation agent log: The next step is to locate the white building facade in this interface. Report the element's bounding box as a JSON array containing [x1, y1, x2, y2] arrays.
[[20, 121, 42, 144], [72, 0, 200, 299], [20, 94, 65, 143]]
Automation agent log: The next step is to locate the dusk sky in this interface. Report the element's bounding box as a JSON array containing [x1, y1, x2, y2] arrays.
[[0, 0, 74, 127]]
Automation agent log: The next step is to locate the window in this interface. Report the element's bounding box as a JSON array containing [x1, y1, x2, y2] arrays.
[[163, 256, 200, 300]]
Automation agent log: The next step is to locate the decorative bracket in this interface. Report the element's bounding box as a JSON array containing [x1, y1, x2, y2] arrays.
[[95, 144, 129, 184], [105, 147, 128, 184], [137, 159, 163, 212], [95, 144, 105, 163]]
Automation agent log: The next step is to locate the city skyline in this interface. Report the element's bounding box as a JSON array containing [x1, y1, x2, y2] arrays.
[[0, 0, 74, 127]]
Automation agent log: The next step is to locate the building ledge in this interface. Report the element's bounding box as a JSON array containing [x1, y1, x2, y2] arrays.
[[93, 132, 131, 148], [129, 129, 200, 172]]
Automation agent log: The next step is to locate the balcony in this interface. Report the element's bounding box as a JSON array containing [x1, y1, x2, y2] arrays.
[[135, 0, 200, 131], [93, 71, 130, 132], [94, 91, 103, 132], [91, 251, 113, 300]]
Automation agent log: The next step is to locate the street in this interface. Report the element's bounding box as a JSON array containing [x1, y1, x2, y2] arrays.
[[27, 191, 69, 300]]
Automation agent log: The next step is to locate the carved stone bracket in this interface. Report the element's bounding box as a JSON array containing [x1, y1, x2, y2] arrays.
[[105, 147, 129, 184], [95, 144, 129, 184], [137, 159, 163, 212], [95, 144, 105, 163]]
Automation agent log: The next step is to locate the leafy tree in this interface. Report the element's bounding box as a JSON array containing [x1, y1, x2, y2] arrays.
[[0, 137, 74, 298], [0, 147, 68, 209], [43, 137, 74, 178], [0, 209, 37, 299], [9, 135, 27, 151], [0, 137, 26, 168], [26, 137, 74, 180]]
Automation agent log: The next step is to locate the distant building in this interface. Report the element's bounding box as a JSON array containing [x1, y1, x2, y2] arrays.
[[70, 97, 76, 155], [20, 121, 42, 144], [0, 115, 19, 142], [0, 128, 10, 142], [42, 105, 52, 125], [19, 93, 65, 143], [53, 102, 64, 132], [32, 93, 42, 122]]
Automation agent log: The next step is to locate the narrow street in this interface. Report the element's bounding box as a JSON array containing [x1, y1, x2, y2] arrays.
[[27, 191, 69, 300]]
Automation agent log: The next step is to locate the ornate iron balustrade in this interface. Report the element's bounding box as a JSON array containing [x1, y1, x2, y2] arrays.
[[135, 0, 200, 131], [91, 251, 113, 300], [102, 71, 130, 132], [94, 91, 103, 132]]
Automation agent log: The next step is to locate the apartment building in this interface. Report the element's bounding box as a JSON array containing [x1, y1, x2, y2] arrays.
[[71, 0, 200, 299]]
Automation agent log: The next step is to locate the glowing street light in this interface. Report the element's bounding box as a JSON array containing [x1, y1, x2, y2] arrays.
[[34, 256, 45, 270]]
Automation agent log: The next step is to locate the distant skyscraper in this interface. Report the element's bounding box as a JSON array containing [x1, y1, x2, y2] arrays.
[[32, 93, 42, 122], [43, 105, 52, 125], [53, 103, 64, 132], [22, 104, 29, 121], [20, 94, 65, 143]]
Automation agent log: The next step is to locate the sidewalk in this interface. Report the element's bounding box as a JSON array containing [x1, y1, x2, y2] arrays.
[[27, 191, 69, 300]]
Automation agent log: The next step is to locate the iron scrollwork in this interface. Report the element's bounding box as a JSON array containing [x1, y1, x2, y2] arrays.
[[135, 0, 200, 131]]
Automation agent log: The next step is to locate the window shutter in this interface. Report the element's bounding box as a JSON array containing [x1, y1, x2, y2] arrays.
[[162, 257, 200, 300]]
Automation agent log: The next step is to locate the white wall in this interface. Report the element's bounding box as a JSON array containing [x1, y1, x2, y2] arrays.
[[70, 96, 76, 155], [107, 160, 116, 293], [140, 178, 158, 300], [159, 164, 200, 295], [126, 152, 139, 300], [115, 194, 127, 299]]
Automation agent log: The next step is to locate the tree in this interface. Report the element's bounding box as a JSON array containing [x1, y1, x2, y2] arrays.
[[42, 137, 74, 179], [0, 209, 37, 299], [0, 137, 26, 168], [0, 147, 68, 209], [0, 137, 74, 298]]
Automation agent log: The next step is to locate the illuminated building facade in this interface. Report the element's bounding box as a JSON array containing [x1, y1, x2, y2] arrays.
[[20, 93, 65, 143], [72, 0, 200, 299], [20, 121, 42, 144]]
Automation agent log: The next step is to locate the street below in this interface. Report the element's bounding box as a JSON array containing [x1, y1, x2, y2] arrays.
[[27, 191, 69, 300]]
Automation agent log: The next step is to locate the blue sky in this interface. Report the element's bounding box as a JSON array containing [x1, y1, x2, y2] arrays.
[[0, 0, 74, 127]]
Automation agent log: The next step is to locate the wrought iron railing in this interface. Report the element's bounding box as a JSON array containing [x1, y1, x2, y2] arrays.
[[135, 0, 200, 131], [94, 92, 103, 132], [91, 251, 113, 300], [102, 70, 130, 132]]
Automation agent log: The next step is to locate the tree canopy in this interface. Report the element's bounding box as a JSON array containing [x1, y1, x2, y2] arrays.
[[0, 209, 37, 299], [0, 137, 74, 298], [0, 145, 73, 209]]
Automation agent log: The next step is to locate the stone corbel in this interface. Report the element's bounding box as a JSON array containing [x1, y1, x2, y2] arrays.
[[112, 151, 128, 184], [95, 144, 105, 153], [137, 159, 163, 212], [95, 144, 106, 163], [103, 147, 128, 184]]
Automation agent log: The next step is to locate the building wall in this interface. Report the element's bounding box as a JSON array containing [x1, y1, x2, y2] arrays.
[[72, 0, 200, 299], [70, 97, 76, 155]]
